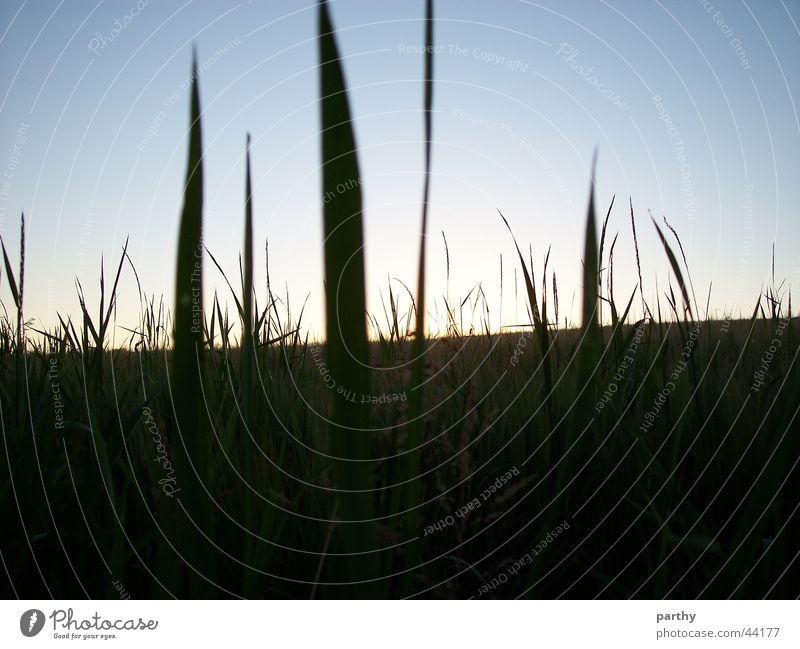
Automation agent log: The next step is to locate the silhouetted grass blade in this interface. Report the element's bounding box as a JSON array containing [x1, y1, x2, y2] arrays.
[[0, 234, 20, 311], [242, 133, 255, 410], [651, 215, 694, 320], [404, 0, 434, 590], [318, 0, 380, 594], [168, 51, 211, 597], [580, 155, 601, 385]]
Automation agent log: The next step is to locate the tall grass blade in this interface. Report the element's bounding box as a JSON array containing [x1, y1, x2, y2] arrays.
[[241, 134, 258, 594], [579, 154, 601, 382], [242, 133, 255, 404], [498, 210, 539, 327], [629, 198, 649, 318], [662, 214, 697, 312], [2, 214, 24, 424], [0, 234, 20, 311], [318, 0, 379, 594], [17, 214, 25, 351], [442, 230, 450, 302], [650, 215, 694, 320], [403, 0, 434, 590], [498, 209, 553, 422], [598, 196, 614, 328], [168, 50, 211, 597], [243, 138, 255, 333]]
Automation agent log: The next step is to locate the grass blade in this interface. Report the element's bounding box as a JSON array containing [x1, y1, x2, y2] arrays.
[[243, 134, 255, 376], [650, 215, 694, 320], [498, 210, 539, 327], [629, 198, 649, 319], [0, 233, 20, 310], [583, 158, 600, 332], [403, 0, 434, 590], [240, 134, 259, 596], [167, 50, 211, 597], [498, 209, 553, 424], [318, 0, 379, 594], [661, 214, 697, 314]]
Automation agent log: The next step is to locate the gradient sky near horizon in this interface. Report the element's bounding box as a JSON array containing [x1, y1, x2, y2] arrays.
[[0, 0, 798, 340]]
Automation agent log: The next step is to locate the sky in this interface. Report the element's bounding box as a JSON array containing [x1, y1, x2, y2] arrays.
[[0, 0, 798, 341]]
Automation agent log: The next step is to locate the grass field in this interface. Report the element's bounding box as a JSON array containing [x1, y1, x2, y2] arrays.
[[2, 313, 797, 598], [1, 0, 798, 599]]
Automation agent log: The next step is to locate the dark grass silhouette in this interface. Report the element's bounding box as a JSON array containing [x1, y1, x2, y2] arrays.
[[1, 0, 798, 599]]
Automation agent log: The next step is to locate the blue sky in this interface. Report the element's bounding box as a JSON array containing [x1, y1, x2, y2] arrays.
[[0, 0, 798, 339]]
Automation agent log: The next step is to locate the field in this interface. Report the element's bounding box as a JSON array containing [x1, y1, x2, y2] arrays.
[[1, 314, 798, 598], [1, 1, 798, 599]]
